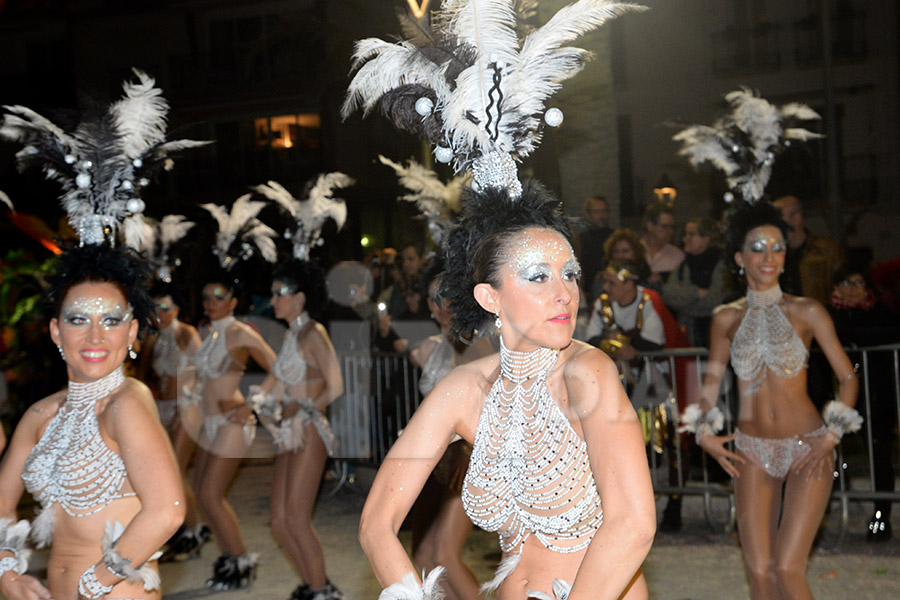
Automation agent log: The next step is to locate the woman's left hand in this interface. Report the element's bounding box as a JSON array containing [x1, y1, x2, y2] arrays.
[[790, 434, 837, 480]]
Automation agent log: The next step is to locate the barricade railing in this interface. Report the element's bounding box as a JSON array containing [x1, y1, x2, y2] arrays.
[[329, 343, 900, 543]]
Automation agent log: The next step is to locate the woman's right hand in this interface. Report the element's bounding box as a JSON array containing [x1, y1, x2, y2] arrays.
[[0, 573, 52, 600], [698, 433, 745, 478]]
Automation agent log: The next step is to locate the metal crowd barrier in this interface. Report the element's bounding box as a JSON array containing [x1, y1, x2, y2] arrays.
[[327, 344, 900, 543]]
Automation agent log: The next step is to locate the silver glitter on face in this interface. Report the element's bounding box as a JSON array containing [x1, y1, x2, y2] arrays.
[[744, 231, 786, 254], [508, 232, 581, 283], [61, 297, 133, 330], [271, 282, 298, 298]]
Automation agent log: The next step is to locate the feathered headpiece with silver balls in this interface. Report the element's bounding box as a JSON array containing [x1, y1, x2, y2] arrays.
[[379, 155, 466, 248], [139, 215, 195, 282], [252, 173, 352, 261], [202, 196, 278, 271], [342, 0, 646, 199], [0, 68, 210, 247], [672, 88, 823, 204]]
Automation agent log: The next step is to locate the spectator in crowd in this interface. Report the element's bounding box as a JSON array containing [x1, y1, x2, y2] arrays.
[[641, 202, 685, 288], [828, 265, 900, 542], [577, 195, 614, 302], [662, 217, 728, 347], [587, 228, 650, 302], [772, 195, 844, 304], [378, 241, 426, 319]]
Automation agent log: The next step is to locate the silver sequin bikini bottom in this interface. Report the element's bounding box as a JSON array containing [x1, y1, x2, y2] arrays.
[[734, 425, 827, 479]]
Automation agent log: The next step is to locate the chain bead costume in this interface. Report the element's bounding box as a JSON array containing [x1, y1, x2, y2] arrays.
[[152, 320, 190, 378], [22, 367, 135, 545], [193, 316, 238, 381], [462, 338, 603, 556], [730, 285, 807, 382], [271, 313, 335, 455]]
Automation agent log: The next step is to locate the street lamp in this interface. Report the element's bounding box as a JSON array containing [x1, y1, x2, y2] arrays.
[[653, 174, 677, 204]]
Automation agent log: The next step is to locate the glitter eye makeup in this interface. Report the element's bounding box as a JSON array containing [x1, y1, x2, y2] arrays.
[[271, 283, 298, 298], [61, 297, 133, 329], [509, 233, 576, 282], [155, 300, 174, 312], [202, 287, 231, 303], [745, 234, 786, 254], [562, 258, 582, 282]]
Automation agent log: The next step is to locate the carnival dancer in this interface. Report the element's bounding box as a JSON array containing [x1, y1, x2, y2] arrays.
[[343, 2, 653, 599], [676, 90, 860, 599], [0, 68, 206, 600], [249, 175, 351, 600], [190, 195, 278, 590]]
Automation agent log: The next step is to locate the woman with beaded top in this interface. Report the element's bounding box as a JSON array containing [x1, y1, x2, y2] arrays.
[[0, 244, 185, 600], [249, 260, 344, 600], [190, 272, 276, 589], [684, 201, 859, 599]]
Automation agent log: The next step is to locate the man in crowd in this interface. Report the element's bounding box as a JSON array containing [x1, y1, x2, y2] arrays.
[[578, 195, 614, 301], [641, 202, 685, 287], [772, 194, 845, 305]]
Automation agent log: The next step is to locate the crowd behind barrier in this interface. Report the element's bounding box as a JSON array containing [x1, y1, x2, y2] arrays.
[[327, 343, 900, 542]]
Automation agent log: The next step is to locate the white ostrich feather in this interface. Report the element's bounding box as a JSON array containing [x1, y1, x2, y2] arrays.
[[156, 139, 213, 154], [0, 190, 13, 212], [0, 105, 78, 148], [203, 196, 276, 268], [111, 68, 169, 158], [123, 213, 148, 250], [480, 553, 521, 594], [159, 214, 195, 246], [378, 567, 446, 600]]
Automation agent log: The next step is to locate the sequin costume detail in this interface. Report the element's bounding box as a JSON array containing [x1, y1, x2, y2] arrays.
[[272, 313, 335, 455], [730, 285, 808, 382], [21, 367, 135, 544], [418, 334, 456, 396], [193, 316, 238, 381], [462, 338, 603, 555], [735, 426, 827, 479], [151, 320, 189, 378]]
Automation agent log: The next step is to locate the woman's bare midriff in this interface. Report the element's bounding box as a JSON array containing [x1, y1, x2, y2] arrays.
[[735, 369, 823, 438], [45, 496, 160, 600], [496, 536, 585, 599], [201, 371, 245, 415]]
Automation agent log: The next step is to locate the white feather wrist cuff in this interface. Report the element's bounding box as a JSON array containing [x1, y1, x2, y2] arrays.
[[101, 520, 161, 591], [378, 567, 446, 600], [822, 400, 863, 440], [679, 405, 725, 441], [0, 519, 31, 577]]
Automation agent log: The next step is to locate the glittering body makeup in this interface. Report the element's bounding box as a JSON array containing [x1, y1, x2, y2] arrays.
[[21, 367, 135, 545], [730, 285, 808, 382], [508, 234, 581, 283], [61, 297, 133, 329], [462, 339, 602, 556]]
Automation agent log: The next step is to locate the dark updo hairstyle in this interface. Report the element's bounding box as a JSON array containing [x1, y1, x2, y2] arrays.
[[443, 179, 575, 336], [48, 244, 156, 332], [201, 267, 238, 295], [271, 259, 328, 319], [724, 200, 790, 273], [148, 280, 188, 310]]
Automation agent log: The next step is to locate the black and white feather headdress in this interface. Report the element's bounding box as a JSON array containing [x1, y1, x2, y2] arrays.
[[140, 215, 195, 282], [202, 196, 278, 271], [0, 68, 210, 247], [342, 0, 645, 199], [252, 173, 353, 261], [379, 155, 466, 248], [672, 88, 823, 204]]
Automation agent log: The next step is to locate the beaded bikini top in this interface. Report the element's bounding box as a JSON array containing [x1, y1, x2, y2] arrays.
[[22, 367, 135, 544], [272, 313, 310, 387], [462, 338, 603, 555], [152, 320, 189, 378], [730, 285, 808, 382], [194, 315, 241, 381]]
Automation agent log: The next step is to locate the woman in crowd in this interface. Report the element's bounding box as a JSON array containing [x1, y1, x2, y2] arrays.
[[0, 244, 184, 600], [827, 265, 900, 541], [662, 216, 728, 347], [191, 273, 276, 590], [139, 282, 210, 561], [407, 277, 493, 600], [591, 229, 650, 301], [686, 201, 859, 599], [360, 185, 656, 600], [250, 260, 344, 600]]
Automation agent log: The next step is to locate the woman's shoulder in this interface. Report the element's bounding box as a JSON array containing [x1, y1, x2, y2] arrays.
[[104, 377, 155, 417], [713, 298, 746, 319], [561, 340, 618, 383], [23, 390, 66, 428], [434, 352, 498, 396]]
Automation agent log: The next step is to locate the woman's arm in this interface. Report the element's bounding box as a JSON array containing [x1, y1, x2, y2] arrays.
[[0, 397, 58, 599], [408, 337, 438, 370], [566, 350, 655, 600], [305, 324, 344, 412], [88, 382, 185, 589], [359, 368, 478, 588], [241, 325, 277, 373]]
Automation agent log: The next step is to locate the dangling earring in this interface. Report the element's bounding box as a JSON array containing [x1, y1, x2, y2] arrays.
[[495, 312, 502, 330], [739, 266, 745, 276], [57, 344, 66, 360], [128, 344, 137, 360]]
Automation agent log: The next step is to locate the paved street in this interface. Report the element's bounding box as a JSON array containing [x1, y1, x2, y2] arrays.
[[151, 460, 900, 600]]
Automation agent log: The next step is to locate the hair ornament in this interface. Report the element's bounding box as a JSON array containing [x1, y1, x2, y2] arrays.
[[672, 87, 823, 204], [202, 195, 278, 270], [342, 0, 646, 198], [252, 173, 353, 261], [0, 68, 210, 247], [139, 214, 195, 282], [379, 155, 467, 247]]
